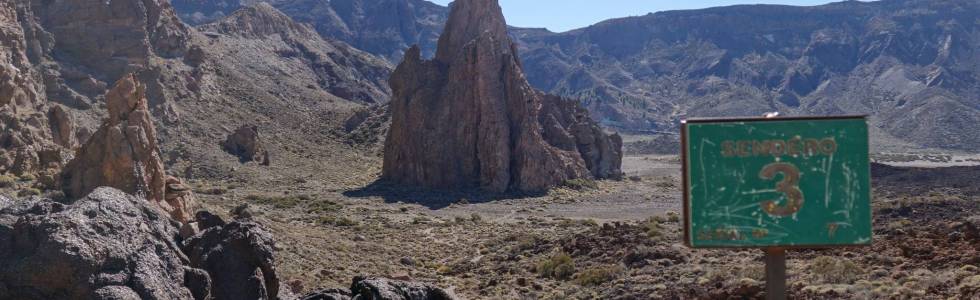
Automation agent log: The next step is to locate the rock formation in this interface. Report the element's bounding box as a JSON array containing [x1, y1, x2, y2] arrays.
[[61, 74, 194, 223], [222, 125, 271, 165], [301, 277, 457, 300], [0, 1, 70, 178], [0, 187, 293, 300], [183, 219, 280, 300], [0, 188, 204, 299], [382, 0, 622, 193]]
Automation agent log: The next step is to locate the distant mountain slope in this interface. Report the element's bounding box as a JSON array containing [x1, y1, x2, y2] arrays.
[[513, 0, 980, 150], [173, 0, 447, 61], [174, 0, 980, 151]]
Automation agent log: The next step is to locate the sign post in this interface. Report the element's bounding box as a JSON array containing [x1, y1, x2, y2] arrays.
[[681, 116, 872, 298]]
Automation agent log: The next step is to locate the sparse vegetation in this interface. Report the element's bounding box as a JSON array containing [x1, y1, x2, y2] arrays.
[[574, 265, 625, 286], [810, 256, 864, 284], [562, 178, 598, 191], [18, 188, 41, 197], [319, 216, 358, 227], [17, 174, 35, 182], [246, 194, 312, 209], [537, 252, 575, 280], [643, 217, 665, 238], [0, 175, 15, 188]]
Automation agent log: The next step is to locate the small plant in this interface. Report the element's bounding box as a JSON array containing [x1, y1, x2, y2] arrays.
[[18, 188, 42, 197], [319, 216, 359, 227], [412, 216, 431, 224], [666, 211, 680, 223], [454, 216, 468, 224], [307, 199, 342, 214], [17, 174, 35, 182], [574, 265, 625, 286], [470, 213, 483, 223], [810, 256, 864, 284], [537, 252, 575, 280], [0, 175, 15, 188], [643, 217, 665, 238], [562, 178, 598, 191]]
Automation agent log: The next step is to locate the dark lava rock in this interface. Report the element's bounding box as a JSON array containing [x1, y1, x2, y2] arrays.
[[302, 276, 456, 300], [182, 221, 280, 300], [0, 187, 201, 299]]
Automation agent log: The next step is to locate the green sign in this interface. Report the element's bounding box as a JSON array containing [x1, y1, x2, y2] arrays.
[[682, 116, 872, 248]]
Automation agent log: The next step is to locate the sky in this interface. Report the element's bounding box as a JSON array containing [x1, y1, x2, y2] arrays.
[[427, 0, 846, 32]]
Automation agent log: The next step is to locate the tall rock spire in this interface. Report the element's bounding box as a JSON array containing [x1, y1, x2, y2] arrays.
[[383, 0, 622, 193]]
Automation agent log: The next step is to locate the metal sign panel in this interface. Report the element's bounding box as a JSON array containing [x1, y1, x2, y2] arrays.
[[682, 116, 872, 248]]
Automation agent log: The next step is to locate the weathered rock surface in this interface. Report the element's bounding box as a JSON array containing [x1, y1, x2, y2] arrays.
[[222, 125, 271, 165], [0, 187, 293, 300], [182, 220, 280, 300], [382, 0, 622, 193], [61, 74, 194, 223], [302, 277, 457, 300], [0, 187, 200, 299]]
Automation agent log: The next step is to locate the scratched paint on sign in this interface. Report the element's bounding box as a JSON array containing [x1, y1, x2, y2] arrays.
[[683, 117, 872, 248]]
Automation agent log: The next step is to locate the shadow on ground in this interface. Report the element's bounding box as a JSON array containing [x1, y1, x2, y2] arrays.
[[343, 180, 545, 210]]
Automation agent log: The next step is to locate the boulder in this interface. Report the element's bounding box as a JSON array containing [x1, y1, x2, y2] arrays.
[[0, 187, 203, 300], [382, 0, 622, 193], [61, 74, 195, 223], [222, 125, 271, 165], [182, 221, 280, 300], [302, 277, 457, 300], [47, 105, 76, 148]]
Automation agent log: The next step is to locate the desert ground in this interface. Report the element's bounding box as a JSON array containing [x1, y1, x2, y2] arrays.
[[119, 146, 975, 299]]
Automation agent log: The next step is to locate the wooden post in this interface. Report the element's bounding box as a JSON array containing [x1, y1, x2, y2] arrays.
[[765, 248, 787, 300]]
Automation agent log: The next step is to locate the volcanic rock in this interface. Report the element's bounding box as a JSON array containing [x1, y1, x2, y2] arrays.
[[0, 188, 203, 300], [301, 276, 457, 300], [61, 74, 194, 223], [382, 0, 622, 193], [222, 125, 271, 165], [182, 220, 280, 300]]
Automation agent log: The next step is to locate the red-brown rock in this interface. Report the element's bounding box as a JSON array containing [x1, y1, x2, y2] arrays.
[[61, 74, 194, 223], [382, 0, 622, 193]]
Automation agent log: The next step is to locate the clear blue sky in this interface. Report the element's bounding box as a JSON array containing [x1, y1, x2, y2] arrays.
[[428, 0, 848, 32]]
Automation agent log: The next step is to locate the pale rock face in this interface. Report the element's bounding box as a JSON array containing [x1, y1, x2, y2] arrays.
[[383, 0, 622, 193], [61, 74, 194, 223]]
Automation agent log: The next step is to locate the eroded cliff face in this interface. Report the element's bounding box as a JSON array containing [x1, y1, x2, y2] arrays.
[[383, 0, 622, 193]]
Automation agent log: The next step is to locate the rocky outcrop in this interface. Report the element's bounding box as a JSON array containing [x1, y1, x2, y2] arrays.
[[183, 220, 280, 300], [302, 277, 457, 300], [0, 188, 201, 299], [382, 0, 622, 193], [0, 187, 291, 300], [61, 74, 194, 223], [0, 1, 67, 178], [222, 125, 271, 165]]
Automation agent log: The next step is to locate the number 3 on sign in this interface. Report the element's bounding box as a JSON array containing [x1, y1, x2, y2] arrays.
[[759, 163, 804, 217]]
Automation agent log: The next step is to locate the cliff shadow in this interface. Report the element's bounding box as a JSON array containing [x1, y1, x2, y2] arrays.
[[342, 180, 545, 210]]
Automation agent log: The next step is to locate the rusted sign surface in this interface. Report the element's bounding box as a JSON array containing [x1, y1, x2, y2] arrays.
[[682, 116, 872, 248]]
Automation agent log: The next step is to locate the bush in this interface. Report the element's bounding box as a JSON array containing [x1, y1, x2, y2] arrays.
[[643, 217, 665, 238], [666, 211, 681, 223], [574, 265, 625, 286], [0, 175, 15, 188], [307, 199, 342, 214], [319, 216, 359, 227], [17, 174, 35, 182], [810, 256, 864, 284], [537, 252, 575, 280], [562, 178, 598, 191], [18, 188, 41, 197]]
